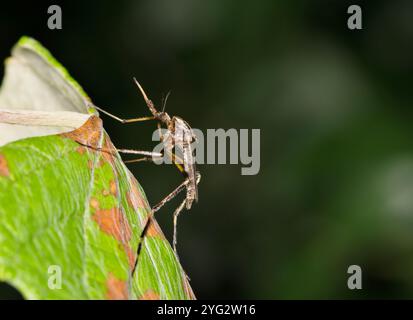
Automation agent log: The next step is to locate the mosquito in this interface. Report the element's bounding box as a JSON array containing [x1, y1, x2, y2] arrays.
[[1, 79, 201, 269], [94, 79, 201, 264]]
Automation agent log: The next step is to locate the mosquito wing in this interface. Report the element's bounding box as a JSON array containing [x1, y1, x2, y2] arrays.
[[172, 117, 198, 208], [182, 140, 198, 207]]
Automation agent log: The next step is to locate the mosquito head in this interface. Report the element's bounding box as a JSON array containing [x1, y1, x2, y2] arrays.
[[133, 78, 172, 125], [154, 91, 172, 125], [156, 111, 171, 125]]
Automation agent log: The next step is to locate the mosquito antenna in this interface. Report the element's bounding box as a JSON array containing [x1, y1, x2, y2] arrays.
[[162, 90, 171, 113]]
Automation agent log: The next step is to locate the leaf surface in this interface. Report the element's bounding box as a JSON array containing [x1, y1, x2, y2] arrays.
[[0, 37, 194, 300]]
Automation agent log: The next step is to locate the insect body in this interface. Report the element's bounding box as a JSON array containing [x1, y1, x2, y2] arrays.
[[167, 116, 198, 209], [133, 79, 199, 210], [95, 79, 200, 261], [132, 79, 200, 255]]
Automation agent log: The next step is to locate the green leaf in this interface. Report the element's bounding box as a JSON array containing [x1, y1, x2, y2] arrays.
[[0, 37, 194, 300]]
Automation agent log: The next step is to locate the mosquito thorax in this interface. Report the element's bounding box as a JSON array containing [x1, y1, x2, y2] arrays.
[[156, 112, 171, 124], [172, 116, 197, 143], [173, 116, 190, 131]]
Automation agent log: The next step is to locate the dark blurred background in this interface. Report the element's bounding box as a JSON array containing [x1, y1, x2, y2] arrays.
[[1, 0, 413, 299]]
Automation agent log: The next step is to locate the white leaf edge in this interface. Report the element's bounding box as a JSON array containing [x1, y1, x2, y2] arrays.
[[0, 37, 94, 147]]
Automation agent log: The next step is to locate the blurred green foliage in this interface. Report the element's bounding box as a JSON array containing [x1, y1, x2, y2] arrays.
[[1, 0, 413, 298]]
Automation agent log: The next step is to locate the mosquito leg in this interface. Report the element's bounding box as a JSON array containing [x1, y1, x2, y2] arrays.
[[157, 122, 164, 142], [195, 171, 201, 184], [132, 217, 152, 276], [133, 78, 160, 117], [173, 198, 187, 256], [152, 178, 190, 214], [77, 142, 162, 159], [94, 105, 155, 124], [99, 147, 162, 158], [124, 156, 158, 164], [132, 176, 191, 276], [115, 149, 162, 157], [164, 149, 186, 177]]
